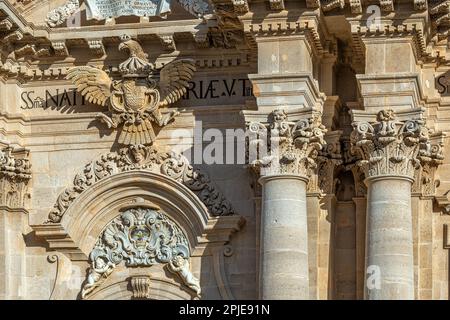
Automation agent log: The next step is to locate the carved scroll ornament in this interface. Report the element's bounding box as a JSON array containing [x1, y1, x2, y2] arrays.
[[350, 109, 443, 179], [247, 109, 327, 178], [47, 145, 234, 223], [81, 206, 200, 298]]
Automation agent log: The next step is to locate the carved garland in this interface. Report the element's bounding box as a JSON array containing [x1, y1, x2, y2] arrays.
[[47, 145, 234, 223], [81, 205, 201, 298]]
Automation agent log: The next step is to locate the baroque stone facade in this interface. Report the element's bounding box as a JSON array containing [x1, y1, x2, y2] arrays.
[[1, 0, 450, 300]]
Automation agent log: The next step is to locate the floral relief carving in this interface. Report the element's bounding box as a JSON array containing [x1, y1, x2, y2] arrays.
[[47, 145, 234, 223], [350, 109, 443, 179], [45, 0, 80, 27], [81, 206, 200, 299], [247, 109, 327, 178]]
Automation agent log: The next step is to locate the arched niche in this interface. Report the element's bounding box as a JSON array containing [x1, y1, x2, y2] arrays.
[[33, 170, 244, 300]]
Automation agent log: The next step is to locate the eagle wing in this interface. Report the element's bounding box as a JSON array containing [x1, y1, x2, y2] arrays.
[[158, 59, 196, 107], [66, 66, 112, 106]]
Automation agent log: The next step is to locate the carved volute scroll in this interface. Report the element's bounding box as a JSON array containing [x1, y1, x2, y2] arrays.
[[350, 109, 443, 180], [246, 109, 327, 179], [81, 202, 200, 299]]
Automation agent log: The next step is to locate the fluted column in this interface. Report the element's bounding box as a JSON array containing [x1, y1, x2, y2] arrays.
[[350, 109, 441, 299], [247, 110, 326, 299]]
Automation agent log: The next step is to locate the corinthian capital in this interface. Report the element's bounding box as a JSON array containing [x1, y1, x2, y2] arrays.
[[0, 145, 31, 209], [350, 109, 441, 179], [247, 109, 327, 178]]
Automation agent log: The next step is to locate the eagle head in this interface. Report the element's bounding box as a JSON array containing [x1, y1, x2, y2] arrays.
[[119, 39, 148, 62]]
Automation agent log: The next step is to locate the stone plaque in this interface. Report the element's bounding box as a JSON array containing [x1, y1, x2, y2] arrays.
[[85, 0, 171, 20]]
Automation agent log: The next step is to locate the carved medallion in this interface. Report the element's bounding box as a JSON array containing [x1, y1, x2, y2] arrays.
[[81, 205, 201, 299]]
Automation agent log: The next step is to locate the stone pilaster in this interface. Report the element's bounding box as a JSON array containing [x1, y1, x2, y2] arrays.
[[0, 144, 31, 299], [350, 109, 442, 299]]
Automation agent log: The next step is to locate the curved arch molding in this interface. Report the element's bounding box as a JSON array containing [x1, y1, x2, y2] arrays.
[[31, 146, 245, 299]]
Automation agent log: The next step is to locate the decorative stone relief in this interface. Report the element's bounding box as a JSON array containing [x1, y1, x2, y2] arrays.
[[322, 0, 345, 12], [414, 0, 427, 11], [350, 109, 443, 179], [177, 0, 210, 18], [306, 0, 320, 9], [0, 145, 31, 208], [47, 145, 234, 223], [269, 0, 285, 10], [67, 35, 195, 146], [232, 0, 249, 14], [349, 0, 362, 14], [45, 0, 209, 27], [45, 0, 80, 27], [129, 276, 151, 299], [379, 0, 394, 12], [247, 109, 327, 178], [317, 133, 343, 194], [81, 206, 200, 298]]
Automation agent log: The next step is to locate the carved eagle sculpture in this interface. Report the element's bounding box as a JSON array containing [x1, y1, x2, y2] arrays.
[[66, 37, 196, 146]]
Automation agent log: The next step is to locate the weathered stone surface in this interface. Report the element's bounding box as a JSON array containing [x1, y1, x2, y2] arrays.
[[0, 0, 450, 301]]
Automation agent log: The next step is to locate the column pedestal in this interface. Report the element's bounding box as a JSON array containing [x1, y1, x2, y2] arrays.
[[259, 175, 309, 299]]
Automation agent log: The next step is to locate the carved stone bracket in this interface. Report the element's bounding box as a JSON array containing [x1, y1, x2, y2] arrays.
[[350, 0, 362, 14], [47, 145, 234, 223], [269, 0, 285, 10], [129, 276, 151, 299], [316, 130, 343, 194], [159, 35, 176, 51], [0, 144, 31, 209], [350, 109, 442, 180], [379, 0, 394, 12], [232, 0, 249, 14], [81, 204, 201, 299], [246, 109, 327, 179], [322, 0, 345, 12], [87, 39, 106, 56]]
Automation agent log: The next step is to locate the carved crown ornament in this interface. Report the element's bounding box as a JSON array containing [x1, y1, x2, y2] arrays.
[[66, 35, 196, 146], [0, 144, 31, 209], [81, 203, 201, 299], [350, 109, 444, 180], [246, 109, 327, 178], [47, 144, 234, 224]]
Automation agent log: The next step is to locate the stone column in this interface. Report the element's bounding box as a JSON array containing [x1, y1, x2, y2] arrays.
[[246, 109, 326, 299], [350, 109, 441, 299], [238, 8, 329, 299], [259, 174, 309, 299]]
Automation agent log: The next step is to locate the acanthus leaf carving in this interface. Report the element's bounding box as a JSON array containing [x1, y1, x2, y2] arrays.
[[247, 109, 327, 178], [0, 145, 31, 208], [350, 109, 443, 179], [47, 145, 234, 223]]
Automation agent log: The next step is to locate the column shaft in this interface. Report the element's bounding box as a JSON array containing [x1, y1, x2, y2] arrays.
[[365, 176, 414, 300], [259, 175, 309, 299]]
